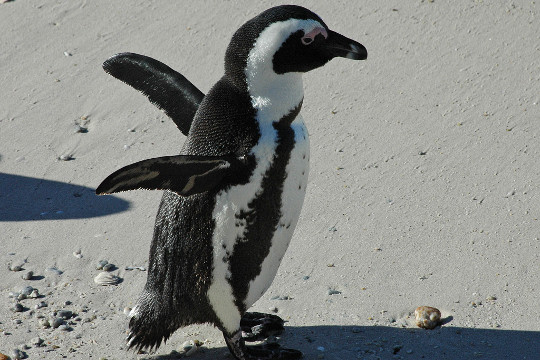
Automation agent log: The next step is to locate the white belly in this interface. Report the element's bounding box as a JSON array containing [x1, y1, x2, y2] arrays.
[[206, 115, 309, 333], [244, 117, 309, 308]]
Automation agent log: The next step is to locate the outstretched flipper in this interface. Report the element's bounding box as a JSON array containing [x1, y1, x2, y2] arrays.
[[103, 52, 204, 135], [96, 155, 244, 197]]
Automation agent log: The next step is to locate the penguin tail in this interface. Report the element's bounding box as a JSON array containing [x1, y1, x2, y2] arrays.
[[126, 302, 174, 352]]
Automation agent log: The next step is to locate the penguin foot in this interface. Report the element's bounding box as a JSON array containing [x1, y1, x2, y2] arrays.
[[224, 330, 302, 360], [241, 312, 285, 342]]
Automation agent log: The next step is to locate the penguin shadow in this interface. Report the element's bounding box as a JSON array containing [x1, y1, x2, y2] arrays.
[[0, 172, 130, 221], [141, 324, 540, 360]]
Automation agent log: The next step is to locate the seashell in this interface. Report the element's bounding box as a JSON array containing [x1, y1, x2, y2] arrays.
[[181, 340, 202, 357], [22, 271, 34, 280], [94, 271, 121, 286], [415, 306, 441, 329], [29, 289, 40, 298]]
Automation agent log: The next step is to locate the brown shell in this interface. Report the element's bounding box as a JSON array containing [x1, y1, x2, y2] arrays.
[[415, 306, 441, 329]]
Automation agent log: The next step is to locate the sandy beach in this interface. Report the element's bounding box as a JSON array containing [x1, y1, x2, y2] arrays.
[[1, 1, 539, 359]]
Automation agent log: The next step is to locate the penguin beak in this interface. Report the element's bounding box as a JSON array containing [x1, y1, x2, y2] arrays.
[[324, 30, 367, 60]]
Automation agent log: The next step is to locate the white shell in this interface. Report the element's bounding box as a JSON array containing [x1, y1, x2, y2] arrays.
[[181, 340, 201, 357], [93, 271, 121, 286]]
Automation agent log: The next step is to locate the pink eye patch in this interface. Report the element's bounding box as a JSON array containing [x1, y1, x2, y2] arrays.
[[301, 27, 328, 45]]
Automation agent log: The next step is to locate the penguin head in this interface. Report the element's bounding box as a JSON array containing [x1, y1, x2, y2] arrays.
[[225, 5, 367, 88]]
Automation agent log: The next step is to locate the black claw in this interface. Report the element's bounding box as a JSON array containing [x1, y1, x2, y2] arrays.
[[241, 312, 285, 342]]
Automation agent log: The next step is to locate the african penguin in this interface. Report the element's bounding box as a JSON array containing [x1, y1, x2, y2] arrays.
[[96, 5, 367, 360]]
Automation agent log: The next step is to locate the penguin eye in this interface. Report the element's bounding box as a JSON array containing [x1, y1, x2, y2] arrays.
[[301, 37, 313, 45]]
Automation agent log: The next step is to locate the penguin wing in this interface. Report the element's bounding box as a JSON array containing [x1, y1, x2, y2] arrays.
[[96, 155, 243, 197], [103, 53, 204, 136]]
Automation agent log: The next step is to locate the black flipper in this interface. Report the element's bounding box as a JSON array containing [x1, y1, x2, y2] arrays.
[[96, 155, 242, 197], [103, 52, 204, 135]]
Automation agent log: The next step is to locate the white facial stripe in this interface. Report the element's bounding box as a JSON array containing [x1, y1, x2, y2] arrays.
[[245, 18, 322, 122]]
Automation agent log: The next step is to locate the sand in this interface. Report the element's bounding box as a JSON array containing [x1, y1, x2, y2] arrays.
[[1, 0, 539, 359]]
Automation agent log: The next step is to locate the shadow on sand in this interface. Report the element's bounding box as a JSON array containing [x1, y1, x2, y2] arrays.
[[0, 172, 130, 221], [140, 324, 540, 360]]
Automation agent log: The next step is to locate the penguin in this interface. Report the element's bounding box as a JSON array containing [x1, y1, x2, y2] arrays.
[[96, 5, 367, 360]]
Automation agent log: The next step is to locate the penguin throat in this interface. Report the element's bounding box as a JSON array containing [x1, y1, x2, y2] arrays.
[[248, 72, 304, 124]]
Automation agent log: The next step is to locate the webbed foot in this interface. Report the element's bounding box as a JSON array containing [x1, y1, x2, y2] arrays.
[[241, 312, 285, 342], [224, 330, 302, 360]]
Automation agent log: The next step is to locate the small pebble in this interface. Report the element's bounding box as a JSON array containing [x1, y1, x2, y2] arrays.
[[52, 317, 64, 328], [302, 275, 310, 280], [96, 260, 108, 270], [64, 51, 72, 57], [30, 337, 44, 347], [29, 289, 40, 298], [19, 286, 34, 296], [486, 295, 497, 301], [58, 154, 73, 161], [39, 319, 51, 328], [327, 289, 341, 295], [102, 263, 115, 272], [123, 307, 132, 315], [45, 267, 63, 275], [11, 349, 24, 360], [10, 264, 23, 272], [269, 306, 278, 313], [58, 324, 70, 331], [73, 125, 88, 134], [22, 271, 33, 280], [35, 301, 48, 309], [125, 266, 146, 271], [317, 346, 325, 351], [12, 303, 24, 313], [415, 306, 441, 330], [57, 310, 73, 320], [73, 250, 83, 259]]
